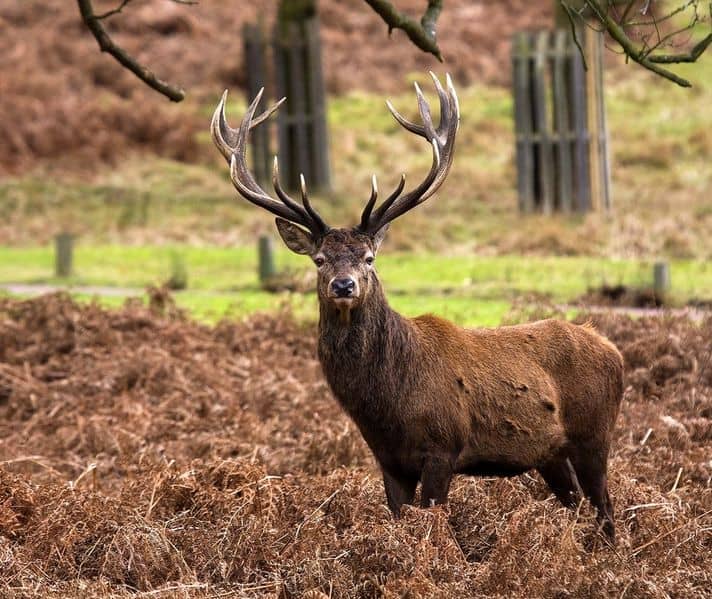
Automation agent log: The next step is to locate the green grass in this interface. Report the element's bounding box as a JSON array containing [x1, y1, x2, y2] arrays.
[[2, 245, 710, 326], [2, 68, 712, 324]]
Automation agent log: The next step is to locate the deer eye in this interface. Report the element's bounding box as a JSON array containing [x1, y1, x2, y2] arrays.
[[314, 256, 325, 267], [365, 256, 374, 266]]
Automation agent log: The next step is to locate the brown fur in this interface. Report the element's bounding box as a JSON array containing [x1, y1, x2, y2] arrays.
[[281, 225, 624, 539]]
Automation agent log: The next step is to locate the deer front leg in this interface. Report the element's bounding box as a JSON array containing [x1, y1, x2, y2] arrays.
[[383, 468, 417, 517], [420, 455, 453, 508]]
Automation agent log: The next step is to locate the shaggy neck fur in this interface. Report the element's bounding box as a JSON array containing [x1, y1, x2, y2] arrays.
[[317, 276, 417, 432]]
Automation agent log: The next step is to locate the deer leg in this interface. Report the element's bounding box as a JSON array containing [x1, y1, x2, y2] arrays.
[[537, 457, 583, 508], [420, 456, 453, 508], [571, 446, 616, 541], [383, 469, 417, 517]]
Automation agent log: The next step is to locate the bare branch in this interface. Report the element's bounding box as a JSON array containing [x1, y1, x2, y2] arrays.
[[584, 0, 708, 87], [77, 0, 186, 101], [95, 0, 132, 20], [363, 0, 444, 61], [648, 31, 712, 61], [560, 1, 589, 70]]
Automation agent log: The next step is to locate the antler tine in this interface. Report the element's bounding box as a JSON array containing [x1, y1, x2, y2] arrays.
[[299, 174, 329, 233], [359, 175, 379, 231], [375, 173, 407, 219], [376, 140, 441, 223], [229, 154, 305, 224], [358, 74, 459, 234], [272, 157, 310, 218], [250, 96, 286, 129], [210, 90, 239, 162], [386, 99, 426, 138], [211, 90, 330, 236], [212, 90, 288, 163], [414, 82, 438, 141], [430, 71, 451, 137]]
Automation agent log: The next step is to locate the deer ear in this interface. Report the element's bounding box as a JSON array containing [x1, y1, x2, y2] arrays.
[[371, 224, 389, 253], [275, 218, 316, 255]]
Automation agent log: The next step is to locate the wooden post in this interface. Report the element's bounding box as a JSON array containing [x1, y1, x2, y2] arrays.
[[532, 31, 554, 214], [273, 15, 330, 191], [653, 261, 670, 298], [512, 32, 535, 213], [243, 22, 272, 185], [258, 235, 276, 284], [55, 232, 74, 278], [552, 30, 574, 212]]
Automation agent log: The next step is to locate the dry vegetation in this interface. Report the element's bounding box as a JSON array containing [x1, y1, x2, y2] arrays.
[[0, 293, 710, 597], [0, 0, 551, 175]]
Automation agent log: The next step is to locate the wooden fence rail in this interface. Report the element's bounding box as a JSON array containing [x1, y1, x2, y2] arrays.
[[512, 28, 611, 213]]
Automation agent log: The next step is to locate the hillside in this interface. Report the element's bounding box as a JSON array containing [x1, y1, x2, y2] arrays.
[[0, 0, 552, 174]]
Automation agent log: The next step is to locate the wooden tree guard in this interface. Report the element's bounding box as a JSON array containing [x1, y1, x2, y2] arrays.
[[512, 28, 611, 213], [243, 23, 272, 185], [272, 17, 331, 191]]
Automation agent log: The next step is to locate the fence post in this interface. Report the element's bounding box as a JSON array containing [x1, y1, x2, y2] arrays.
[[55, 232, 74, 278], [653, 261, 670, 298], [258, 235, 276, 284]]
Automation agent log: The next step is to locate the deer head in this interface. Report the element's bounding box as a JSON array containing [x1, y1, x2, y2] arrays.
[[211, 73, 459, 319]]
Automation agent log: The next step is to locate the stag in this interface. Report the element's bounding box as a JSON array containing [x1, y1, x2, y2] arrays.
[[211, 74, 624, 540]]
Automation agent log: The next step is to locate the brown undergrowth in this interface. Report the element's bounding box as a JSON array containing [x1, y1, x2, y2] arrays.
[[0, 293, 710, 597], [0, 0, 552, 175]]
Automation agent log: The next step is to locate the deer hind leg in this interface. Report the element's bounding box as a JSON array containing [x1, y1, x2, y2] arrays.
[[570, 445, 616, 541], [383, 469, 417, 517], [420, 456, 454, 508], [537, 456, 583, 508]]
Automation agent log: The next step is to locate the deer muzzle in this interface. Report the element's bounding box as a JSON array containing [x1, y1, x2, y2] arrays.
[[328, 277, 360, 308]]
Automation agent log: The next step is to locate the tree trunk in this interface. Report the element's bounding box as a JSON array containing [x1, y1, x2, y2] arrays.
[[278, 0, 317, 25]]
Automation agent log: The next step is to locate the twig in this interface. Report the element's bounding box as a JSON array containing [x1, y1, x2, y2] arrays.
[[584, 0, 710, 87], [649, 33, 712, 62], [640, 427, 653, 446], [76, 0, 186, 101], [294, 489, 340, 539], [363, 0, 444, 61], [69, 462, 97, 490], [95, 0, 132, 20], [623, 501, 671, 511], [627, 0, 697, 27], [670, 467, 683, 492], [560, 1, 589, 71]]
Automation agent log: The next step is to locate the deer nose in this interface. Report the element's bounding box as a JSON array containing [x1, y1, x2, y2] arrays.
[[331, 278, 355, 298]]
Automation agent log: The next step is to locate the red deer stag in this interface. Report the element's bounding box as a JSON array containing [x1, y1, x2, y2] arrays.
[[210, 74, 624, 540]]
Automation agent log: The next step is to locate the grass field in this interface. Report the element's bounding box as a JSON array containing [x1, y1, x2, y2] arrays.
[[1, 63, 711, 325], [1, 245, 710, 325]]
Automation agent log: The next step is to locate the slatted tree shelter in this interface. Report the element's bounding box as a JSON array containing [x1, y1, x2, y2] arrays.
[[243, 23, 272, 185], [512, 27, 611, 214], [242, 16, 331, 191]]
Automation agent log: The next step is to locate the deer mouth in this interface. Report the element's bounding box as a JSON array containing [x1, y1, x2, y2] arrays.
[[331, 297, 356, 308]]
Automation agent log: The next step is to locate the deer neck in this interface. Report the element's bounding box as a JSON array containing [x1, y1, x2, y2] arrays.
[[317, 279, 416, 419]]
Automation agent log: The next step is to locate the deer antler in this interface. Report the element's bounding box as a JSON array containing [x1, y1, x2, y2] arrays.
[[211, 89, 330, 237], [358, 72, 459, 234]]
